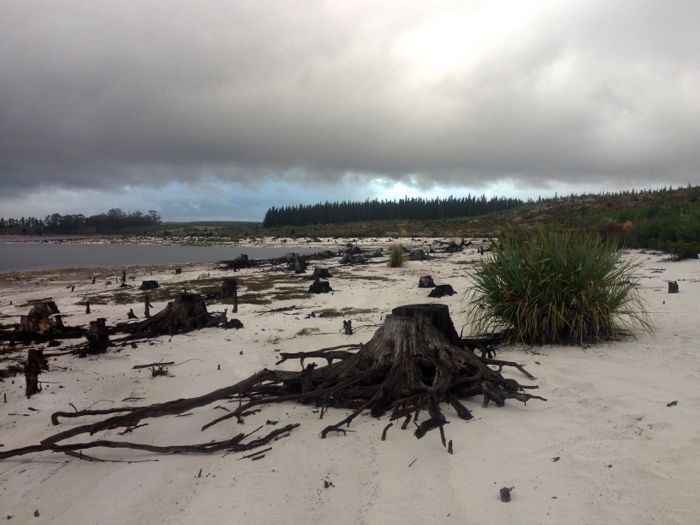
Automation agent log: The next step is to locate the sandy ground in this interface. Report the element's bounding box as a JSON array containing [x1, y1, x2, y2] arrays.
[[0, 239, 699, 525]]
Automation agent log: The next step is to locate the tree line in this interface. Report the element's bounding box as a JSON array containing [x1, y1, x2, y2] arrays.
[[262, 195, 524, 227], [0, 208, 162, 234]]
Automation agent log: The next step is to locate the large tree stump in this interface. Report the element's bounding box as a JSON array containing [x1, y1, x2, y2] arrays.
[[20, 301, 60, 333], [0, 304, 543, 461], [118, 292, 223, 338]]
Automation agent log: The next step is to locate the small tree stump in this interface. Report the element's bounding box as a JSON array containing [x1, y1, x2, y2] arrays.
[[225, 318, 244, 329], [428, 284, 457, 298], [418, 275, 436, 288], [25, 348, 46, 398], [409, 249, 428, 261], [127, 309, 138, 320], [84, 318, 110, 356], [668, 281, 679, 294], [140, 280, 160, 291], [309, 279, 333, 294], [343, 320, 353, 335]]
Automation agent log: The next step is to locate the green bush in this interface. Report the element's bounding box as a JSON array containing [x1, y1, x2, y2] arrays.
[[467, 228, 651, 344], [663, 241, 699, 261], [389, 244, 404, 267]]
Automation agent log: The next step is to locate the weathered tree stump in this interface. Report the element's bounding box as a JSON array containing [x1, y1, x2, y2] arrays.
[[0, 303, 544, 461], [20, 301, 60, 333], [84, 318, 109, 356], [127, 309, 138, 320], [343, 320, 353, 335], [118, 292, 223, 338], [85, 301, 91, 314], [409, 249, 428, 261], [308, 279, 333, 294], [668, 281, 679, 294], [139, 280, 159, 291], [428, 284, 456, 297], [418, 275, 436, 288], [25, 348, 46, 398]]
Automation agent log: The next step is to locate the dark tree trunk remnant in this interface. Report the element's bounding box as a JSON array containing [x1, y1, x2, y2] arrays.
[[25, 348, 46, 398], [85, 301, 91, 314], [428, 284, 456, 297], [221, 278, 239, 313], [144, 293, 153, 318], [0, 303, 543, 461], [668, 281, 679, 293], [139, 280, 159, 291], [409, 249, 428, 261], [308, 279, 333, 294], [84, 318, 109, 356], [343, 320, 353, 335], [127, 309, 137, 320], [418, 275, 436, 288]]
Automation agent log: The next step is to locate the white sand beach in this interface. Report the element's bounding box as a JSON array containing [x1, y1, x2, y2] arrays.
[[1, 239, 698, 524]]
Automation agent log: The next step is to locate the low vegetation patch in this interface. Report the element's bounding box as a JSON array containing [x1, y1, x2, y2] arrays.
[[467, 228, 651, 344]]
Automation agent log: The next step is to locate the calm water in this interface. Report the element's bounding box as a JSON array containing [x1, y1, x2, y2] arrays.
[[0, 239, 317, 272]]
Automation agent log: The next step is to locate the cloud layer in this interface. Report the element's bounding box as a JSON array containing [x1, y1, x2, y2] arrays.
[[1, 0, 699, 211]]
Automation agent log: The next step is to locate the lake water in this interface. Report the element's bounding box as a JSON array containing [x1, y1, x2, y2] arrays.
[[0, 238, 318, 273]]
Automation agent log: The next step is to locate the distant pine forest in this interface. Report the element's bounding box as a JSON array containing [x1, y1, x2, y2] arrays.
[[0, 208, 161, 234], [262, 195, 523, 227]]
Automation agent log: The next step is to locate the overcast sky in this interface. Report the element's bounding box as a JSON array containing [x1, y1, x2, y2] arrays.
[[1, 0, 699, 220]]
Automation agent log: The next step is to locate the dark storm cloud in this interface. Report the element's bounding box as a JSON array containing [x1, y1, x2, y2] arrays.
[[1, 0, 699, 198]]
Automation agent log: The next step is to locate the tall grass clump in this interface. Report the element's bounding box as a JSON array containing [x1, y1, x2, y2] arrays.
[[389, 244, 404, 267], [467, 228, 651, 344]]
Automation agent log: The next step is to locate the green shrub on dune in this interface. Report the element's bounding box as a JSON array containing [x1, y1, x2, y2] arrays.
[[467, 228, 651, 345], [389, 244, 404, 267]]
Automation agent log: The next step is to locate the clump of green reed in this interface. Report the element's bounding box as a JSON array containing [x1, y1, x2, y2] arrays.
[[389, 244, 404, 267], [467, 227, 651, 345]]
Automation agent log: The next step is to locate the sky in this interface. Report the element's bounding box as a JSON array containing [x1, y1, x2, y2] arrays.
[[1, 0, 699, 221]]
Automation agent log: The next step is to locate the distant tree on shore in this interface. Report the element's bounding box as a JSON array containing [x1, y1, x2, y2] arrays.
[[0, 208, 161, 234]]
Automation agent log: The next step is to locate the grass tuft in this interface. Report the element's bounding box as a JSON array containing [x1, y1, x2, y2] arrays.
[[467, 227, 651, 345], [389, 244, 404, 268]]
